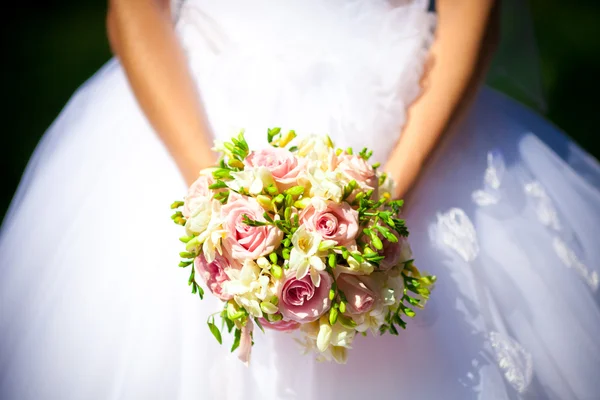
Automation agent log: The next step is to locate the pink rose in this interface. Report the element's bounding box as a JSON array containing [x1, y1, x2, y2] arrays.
[[222, 192, 283, 260], [194, 253, 233, 300], [377, 230, 402, 271], [279, 271, 333, 323], [336, 153, 378, 192], [183, 175, 213, 218], [300, 201, 359, 246], [244, 147, 305, 190], [258, 318, 301, 332], [377, 230, 413, 271], [337, 273, 380, 315]]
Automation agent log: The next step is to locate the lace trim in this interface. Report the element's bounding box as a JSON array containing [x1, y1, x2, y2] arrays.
[[488, 332, 534, 394]]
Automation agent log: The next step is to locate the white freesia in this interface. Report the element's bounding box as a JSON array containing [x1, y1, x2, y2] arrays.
[[378, 172, 395, 198], [296, 134, 333, 160], [226, 167, 275, 195], [329, 322, 356, 348], [297, 320, 354, 363], [212, 139, 234, 159], [317, 317, 333, 352], [185, 199, 226, 262], [305, 162, 344, 202], [399, 240, 414, 264], [289, 226, 326, 286], [346, 255, 375, 275], [256, 257, 271, 270], [185, 197, 213, 236], [329, 346, 349, 364], [386, 272, 406, 301], [381, 287, 397, 306], [223, 259, 274, 318], [354, 304, 388, 335]]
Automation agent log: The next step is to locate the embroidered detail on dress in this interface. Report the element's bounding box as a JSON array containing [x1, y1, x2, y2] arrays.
[[488, 332, 533, 394], [523, 181, 561, 231], [433, 208, 479, 262], [553, 237, 599, 292], [472, 150, 505, 206]]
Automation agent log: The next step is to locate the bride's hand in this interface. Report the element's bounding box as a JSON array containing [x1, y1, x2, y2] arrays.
[[384, 151, 424, 200]]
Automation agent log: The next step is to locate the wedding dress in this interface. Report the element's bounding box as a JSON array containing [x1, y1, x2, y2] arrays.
[[1, 1, 599, 399]]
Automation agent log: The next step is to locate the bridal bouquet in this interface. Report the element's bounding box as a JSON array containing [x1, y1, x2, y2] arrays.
[[170, 129, 435, 364]]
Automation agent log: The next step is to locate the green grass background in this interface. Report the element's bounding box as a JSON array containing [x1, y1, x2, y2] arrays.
[[1, 0, 599, 217]]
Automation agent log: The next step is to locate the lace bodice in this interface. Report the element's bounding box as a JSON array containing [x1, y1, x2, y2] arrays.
[[174, 0, 435, 163]]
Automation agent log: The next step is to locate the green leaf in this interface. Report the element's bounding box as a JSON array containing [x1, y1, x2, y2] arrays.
[[178, 260, 193, 268], [207, 321, 222, 344], [263, 212, 274, 223], [389, 323, 399, 335], [288, 146, 298, 152], [197, 285, 204, 300], [378, 324, 389, 336], [179, 251, 196, 259], [224, 316, 235, 333], [254, 317, 265, 334], [403, 306, 416, 318], [374, 225, 396, 242], [231, 328, 242, 352], [242, 214, 268, 227], [393, 314, 407, 329], [405, 296, 421, 306]]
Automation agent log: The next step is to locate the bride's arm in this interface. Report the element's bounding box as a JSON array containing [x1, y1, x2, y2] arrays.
[[107, 0, 215, 185], [385, 0, 500, 198]]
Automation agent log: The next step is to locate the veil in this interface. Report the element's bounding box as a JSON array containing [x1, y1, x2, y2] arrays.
[[485, 0, 547, 113]]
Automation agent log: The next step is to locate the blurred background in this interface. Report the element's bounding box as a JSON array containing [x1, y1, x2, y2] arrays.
[[1, 0, 599, 219]]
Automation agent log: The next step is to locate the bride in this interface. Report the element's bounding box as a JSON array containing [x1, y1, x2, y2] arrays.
[[1, 0, 599, 399]]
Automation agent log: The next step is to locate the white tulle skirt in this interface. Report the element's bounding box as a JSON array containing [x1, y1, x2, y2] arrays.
[[1, 57, 600, 399]]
